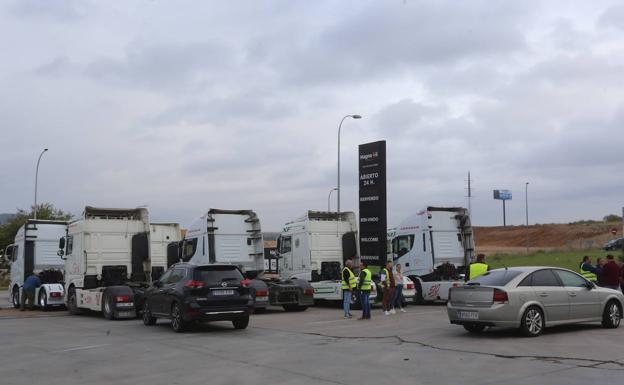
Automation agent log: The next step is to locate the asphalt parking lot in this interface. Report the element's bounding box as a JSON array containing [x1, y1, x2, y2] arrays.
[[0, 293, 622, 385]]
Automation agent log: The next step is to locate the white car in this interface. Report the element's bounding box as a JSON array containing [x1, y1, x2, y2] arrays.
[[401, 277, 416, 305]]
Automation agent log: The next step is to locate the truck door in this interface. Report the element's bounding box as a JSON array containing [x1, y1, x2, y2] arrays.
[[279, 236, 293, 274], [24, 241, 35, 280], [292, 234, 309, 273]]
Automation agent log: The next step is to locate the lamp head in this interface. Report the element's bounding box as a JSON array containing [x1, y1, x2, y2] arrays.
[[351, 115, 362, 119]]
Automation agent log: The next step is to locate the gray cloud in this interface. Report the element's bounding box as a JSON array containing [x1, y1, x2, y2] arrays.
[[1, 1, 624, 231], [9, 0, 90, 22]]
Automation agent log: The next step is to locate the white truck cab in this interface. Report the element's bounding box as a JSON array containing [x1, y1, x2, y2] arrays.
[[60, 207, 159, 319], [175, 209, 314, 312], [389, 207, 474, 303], [278, 211, 377, 302], [5, 220, 67, 310]]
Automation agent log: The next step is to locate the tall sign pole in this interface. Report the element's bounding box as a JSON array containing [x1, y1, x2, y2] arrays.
[[358, 141, 387, 268], [493, 189, 512, 227]]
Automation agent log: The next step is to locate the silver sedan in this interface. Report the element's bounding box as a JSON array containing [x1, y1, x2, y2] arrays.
[[447, 266, 624, 337]]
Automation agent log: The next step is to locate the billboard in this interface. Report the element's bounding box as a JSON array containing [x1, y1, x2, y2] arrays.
[[493, 189, 512, 200], [358, 140, 387, 267]]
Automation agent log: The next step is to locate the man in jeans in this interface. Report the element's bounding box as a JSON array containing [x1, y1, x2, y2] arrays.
[[341, 259, 356, 319], [21, 270, 42, 311]]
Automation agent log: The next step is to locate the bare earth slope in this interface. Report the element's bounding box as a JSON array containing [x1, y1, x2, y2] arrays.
[[474, 222, 621, 254]]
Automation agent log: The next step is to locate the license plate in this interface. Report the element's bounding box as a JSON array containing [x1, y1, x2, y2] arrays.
[[117, 311, 134, 318], [458, 311, 479, 320], [213, 290, 235, 296]]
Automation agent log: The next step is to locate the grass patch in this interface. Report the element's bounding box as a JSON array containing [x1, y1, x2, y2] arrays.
[[488, 250, 623, 272]]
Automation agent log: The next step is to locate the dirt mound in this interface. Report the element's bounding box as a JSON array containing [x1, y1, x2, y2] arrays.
[[475, 222, 621, 253]]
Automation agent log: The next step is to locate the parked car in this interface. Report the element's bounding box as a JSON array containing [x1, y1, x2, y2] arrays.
[[603, 237, 624, 251], [142, 263, 253, 332], [447, 267, 624, 337], [401, 276, 416, 305]]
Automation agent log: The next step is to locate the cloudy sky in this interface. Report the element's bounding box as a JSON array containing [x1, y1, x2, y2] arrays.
[[1, 0, 623, 230]]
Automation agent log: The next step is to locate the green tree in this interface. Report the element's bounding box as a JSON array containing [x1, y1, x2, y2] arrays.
[[603, 214, 623, 222], [0, 203, 72, 261]]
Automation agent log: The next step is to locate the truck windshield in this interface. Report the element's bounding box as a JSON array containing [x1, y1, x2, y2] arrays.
[[194, 266, 244, 284], [469, 270, 522, 286]]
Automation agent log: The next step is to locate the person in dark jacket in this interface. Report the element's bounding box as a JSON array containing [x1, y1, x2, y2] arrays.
[[21, 271, 42, 311], [601, 255, 621, 291], [595, 258, 605, 285]]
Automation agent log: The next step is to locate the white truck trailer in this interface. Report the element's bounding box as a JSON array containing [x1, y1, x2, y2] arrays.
[[170, 209, 314, 312], [389, 206, 475, 303], [278, 211, 377, 303], [58, 207, 165, 319], [5, 220, 67, 310]]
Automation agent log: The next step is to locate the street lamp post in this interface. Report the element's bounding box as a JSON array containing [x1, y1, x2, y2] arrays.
[[525, 182, 529, 254], [34, 148, 48, 220], [327, 188, 338, 212], [337, 114, 362, 215]]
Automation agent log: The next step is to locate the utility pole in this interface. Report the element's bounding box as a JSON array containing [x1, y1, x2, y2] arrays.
[[466, 171, 472, 214], [525, 182, 529, 254]]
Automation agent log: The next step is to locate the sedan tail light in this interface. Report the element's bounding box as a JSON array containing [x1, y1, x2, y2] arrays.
[[50, 292, 62, 298], [493, 289, 509, 303], [304, 288, 314, 296], [406, 283, 415, 290], [115, 295, 130, 303], [255, 290, 268, 297], [240, 279, 252, 288], [184, 280, 205, 289]]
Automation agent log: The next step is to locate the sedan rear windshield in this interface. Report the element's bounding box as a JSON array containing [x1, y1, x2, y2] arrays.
[[468, 270, 522, 286], [194, 266, 244, 284]]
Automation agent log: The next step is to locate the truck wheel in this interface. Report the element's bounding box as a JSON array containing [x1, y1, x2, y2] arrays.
[[67, 288, 83, 315], [38, 289, 48, 311], [601, 300, 621, 329], [283, 304, 307, 312], [11, 287, 20, 308], [170, 302, 187, 333], [232, 316, 250, 330], [142, 302, 157, 326], [413, 280, 424, 305], [102, 293, 115, 320]]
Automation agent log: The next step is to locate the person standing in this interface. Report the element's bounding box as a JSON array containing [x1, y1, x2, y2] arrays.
[[357, 262, 372, 320], [21, 270, 42, 311], [601, 255, 621, 292], [468, 254, 489, 280], [392, 263, 407, 313], [579, 256, 599, 283], [595, 258, 605, 286], [381, 261, 395, 315], [341, 259, 356, 319]]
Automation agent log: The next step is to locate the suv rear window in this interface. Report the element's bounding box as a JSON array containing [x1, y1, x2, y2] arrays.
[[469, 270, 522, 286], [194, 266, 244, 284]]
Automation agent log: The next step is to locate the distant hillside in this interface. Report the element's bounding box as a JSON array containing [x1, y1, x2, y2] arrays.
[[475, 222, 623, 254], [0, 213, 15, 225]]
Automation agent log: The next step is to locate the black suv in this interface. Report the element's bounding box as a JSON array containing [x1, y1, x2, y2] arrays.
[[142, 263, 253, 332]]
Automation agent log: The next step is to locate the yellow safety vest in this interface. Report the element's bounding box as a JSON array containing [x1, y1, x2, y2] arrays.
[[360, 269, 372, 291], [579, 263, 597, 282], [381, 268, 390, 287], [469, 263, 488, 280], [341, 267, 356, 290]]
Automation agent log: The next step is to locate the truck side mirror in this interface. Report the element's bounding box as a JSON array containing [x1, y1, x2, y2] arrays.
[[58, 237, 65, 250]]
